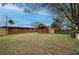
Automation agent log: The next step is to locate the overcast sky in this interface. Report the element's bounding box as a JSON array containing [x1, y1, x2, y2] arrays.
[[0, 3, 52, 27]]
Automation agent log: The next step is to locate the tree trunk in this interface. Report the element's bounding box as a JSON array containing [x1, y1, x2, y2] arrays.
[[70, 30, 75, 38], [71, 26, 79, 38]]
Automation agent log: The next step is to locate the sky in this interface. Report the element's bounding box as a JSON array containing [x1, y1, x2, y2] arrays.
[[0, 3, 52, 27]]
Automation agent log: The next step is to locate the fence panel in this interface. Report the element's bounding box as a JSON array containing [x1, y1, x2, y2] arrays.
[[0, 28, 6, 35]]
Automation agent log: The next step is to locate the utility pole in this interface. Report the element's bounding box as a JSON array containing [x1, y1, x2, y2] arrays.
[[6, 15, 8, 35]]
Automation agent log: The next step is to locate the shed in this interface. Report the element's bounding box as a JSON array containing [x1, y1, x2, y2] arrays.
[[37, 23, 49, 33]]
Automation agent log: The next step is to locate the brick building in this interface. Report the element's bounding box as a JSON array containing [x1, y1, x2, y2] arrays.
[[0, 23, 49, 35]]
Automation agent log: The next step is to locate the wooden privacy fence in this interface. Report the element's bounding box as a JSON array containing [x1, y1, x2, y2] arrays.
[[7, 27, 37, 34], [0, 28, 6, 35]]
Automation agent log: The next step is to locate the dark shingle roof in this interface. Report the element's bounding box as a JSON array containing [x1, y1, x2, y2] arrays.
[[37, 23, 48, 27], [0, 25, 37, 28]]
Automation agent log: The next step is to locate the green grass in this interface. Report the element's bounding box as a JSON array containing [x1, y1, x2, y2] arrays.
[[0, 33, 77, 54], [42, 34, 73, 40], [0, 33, 73, 47], [0, 33, 72, 40], [0, 35, 17, 41], [73, 48, 79, 54]]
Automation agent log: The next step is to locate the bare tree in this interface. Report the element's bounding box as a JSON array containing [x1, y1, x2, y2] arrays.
[[58, 3, 79, 30]]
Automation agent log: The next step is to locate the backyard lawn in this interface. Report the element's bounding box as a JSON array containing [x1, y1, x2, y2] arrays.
[[0, 33, 79, 55]]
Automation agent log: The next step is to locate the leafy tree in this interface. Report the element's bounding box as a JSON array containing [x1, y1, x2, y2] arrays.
[[8, 20, 14, 25], [0, 3, 7, 6]]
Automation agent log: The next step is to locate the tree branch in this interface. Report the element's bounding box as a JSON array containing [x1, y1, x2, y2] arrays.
[[58, 3, 75, 24]]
